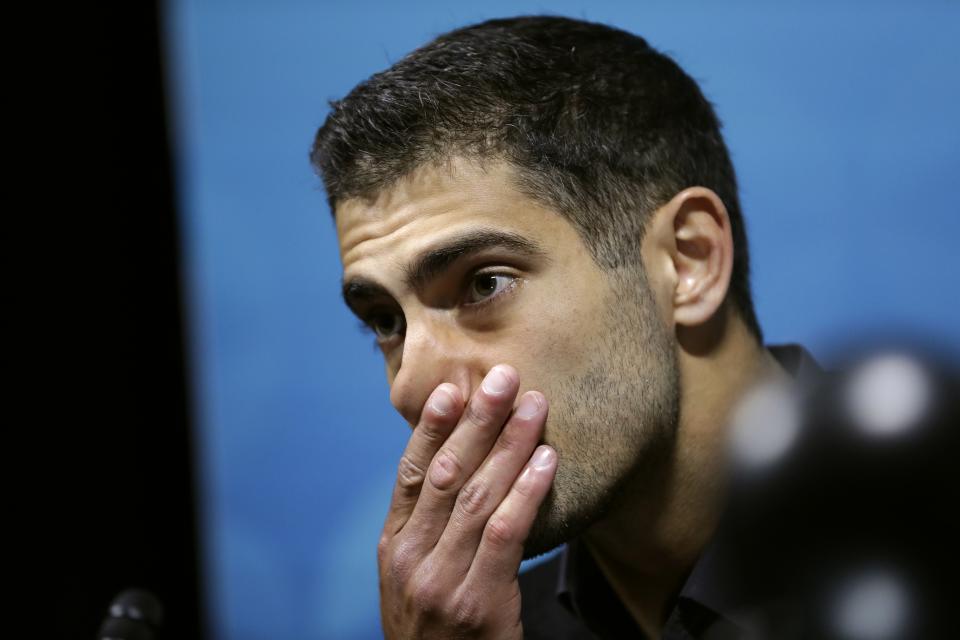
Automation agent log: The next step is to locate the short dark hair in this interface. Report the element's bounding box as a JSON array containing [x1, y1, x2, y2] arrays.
[[311, 15, 762, 341]]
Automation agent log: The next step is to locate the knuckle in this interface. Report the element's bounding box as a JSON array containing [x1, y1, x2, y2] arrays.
[[389, 538, 418, 580], [511, 471, 536, 498], [428, 448, 461, 491], [495, 425, 524, 452], [447, 594, 485, 632], [396, 455, 426, 492], [409, 576, 444, 613], [463, 400, 495, 427], [512, 483, 533, 499], [484, 514, 517, 549], [377, 533, 391, 566], [456, 479, 491, 518], [415, 420, 447, 448]]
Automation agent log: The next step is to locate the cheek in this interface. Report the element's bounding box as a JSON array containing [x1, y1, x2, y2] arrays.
[[529, 277, 609, 349], [498, 288, 607, 396]]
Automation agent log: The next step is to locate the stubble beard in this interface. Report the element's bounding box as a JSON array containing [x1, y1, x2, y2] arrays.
[[522, 271, 680, 560]]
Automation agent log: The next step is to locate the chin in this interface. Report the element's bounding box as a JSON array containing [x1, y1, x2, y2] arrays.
[[521, 481, 614, 560], [522, 499, 571, 560], [520, 438, 664, 560]]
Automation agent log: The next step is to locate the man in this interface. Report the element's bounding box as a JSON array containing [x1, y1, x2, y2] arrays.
[[311, 15, 813, 639]]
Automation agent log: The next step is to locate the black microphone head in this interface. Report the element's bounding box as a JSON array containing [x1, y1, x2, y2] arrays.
[[98, 588, 163, 640], [98, 617, 156, 640]]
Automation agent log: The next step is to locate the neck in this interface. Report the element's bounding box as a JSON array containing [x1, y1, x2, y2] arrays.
[[582, 309, 786, 637]]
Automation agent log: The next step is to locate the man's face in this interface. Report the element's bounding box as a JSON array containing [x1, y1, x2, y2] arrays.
[[337, 158, 679, 556]]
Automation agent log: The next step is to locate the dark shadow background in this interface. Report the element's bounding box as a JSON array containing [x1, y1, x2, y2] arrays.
[[48, 2, 203, 637]]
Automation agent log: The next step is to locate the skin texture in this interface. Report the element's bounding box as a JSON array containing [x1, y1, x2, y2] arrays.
[[336, 156, 784, 638]]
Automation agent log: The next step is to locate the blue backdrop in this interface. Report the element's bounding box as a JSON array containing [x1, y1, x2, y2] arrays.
[[165, 1, 960, 638]]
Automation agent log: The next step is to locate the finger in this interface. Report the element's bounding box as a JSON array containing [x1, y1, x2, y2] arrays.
[[469, 445, 557, 585], [432, 391, 547, 573], [405, 365, 520, 549], [383, 383, 463, 536]]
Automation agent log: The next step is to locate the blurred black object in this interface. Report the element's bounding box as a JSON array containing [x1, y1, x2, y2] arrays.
[[717, 347, 960, 638], [41, 2, 205, 638], [97, 589, 164, 640]]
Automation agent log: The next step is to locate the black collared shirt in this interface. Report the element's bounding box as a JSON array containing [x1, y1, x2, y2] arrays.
[[519, 345, 821, 639]]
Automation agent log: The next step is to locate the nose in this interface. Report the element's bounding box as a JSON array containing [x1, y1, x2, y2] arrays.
[[389, 318, 480, 426]]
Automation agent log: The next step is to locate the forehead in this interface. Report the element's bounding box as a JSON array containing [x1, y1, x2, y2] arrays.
[[335, 158, 584, 275]]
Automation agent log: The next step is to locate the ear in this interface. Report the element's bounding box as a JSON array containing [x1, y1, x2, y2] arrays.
[[643, 187, 734, 329]]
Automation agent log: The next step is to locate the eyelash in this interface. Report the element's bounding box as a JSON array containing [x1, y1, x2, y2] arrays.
[[358, 268, 522, 348], [358, 311, 404, 347], [462, 269, 521, 309]]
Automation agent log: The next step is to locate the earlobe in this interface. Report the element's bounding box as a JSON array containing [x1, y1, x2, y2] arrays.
[[661, 188, 734, 328]]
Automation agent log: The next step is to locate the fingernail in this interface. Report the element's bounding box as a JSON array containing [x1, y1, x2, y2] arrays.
[[531, 446, 555, 470], [482, 366, 512, 395], [514, 392, 542, 420], [428, 386, 456, 416]]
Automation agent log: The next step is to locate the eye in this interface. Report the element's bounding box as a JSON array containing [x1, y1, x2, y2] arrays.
[[465, 272, 516, 304], [367, 310, 405, 341]]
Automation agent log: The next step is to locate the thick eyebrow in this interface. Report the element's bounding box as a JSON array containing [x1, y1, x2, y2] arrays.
[[341, 277, 391, 315], [403, 229, 546, 291], [341, 229, 546, 314]]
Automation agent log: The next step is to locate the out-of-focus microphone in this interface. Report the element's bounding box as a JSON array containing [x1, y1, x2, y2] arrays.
[[719, 346, 960, 638], [97, 589, 164, 640]]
